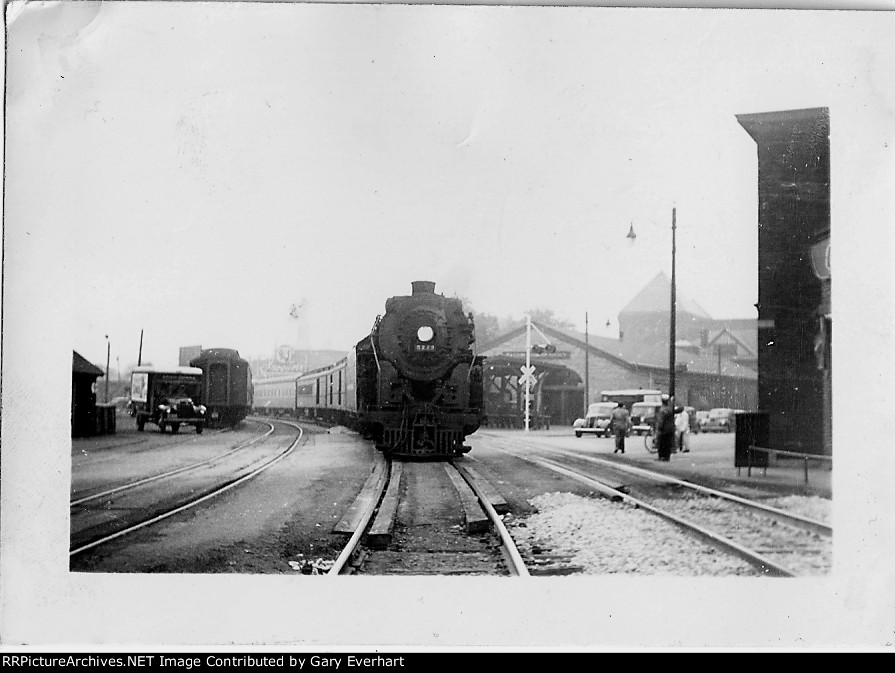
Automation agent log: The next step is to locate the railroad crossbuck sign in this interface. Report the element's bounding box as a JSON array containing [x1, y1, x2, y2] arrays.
[[519, 365, 537, 387]]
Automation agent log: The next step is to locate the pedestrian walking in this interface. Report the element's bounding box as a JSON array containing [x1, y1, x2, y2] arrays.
[[655, 394, 676, 461], [675, 405, 690, 453], [609, 403, 632, 454]]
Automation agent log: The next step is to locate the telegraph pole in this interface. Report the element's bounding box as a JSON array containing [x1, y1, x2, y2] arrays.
[[584, 312, 589, 416], [104, 335, 110, 403], [669, 207, 677, 403]]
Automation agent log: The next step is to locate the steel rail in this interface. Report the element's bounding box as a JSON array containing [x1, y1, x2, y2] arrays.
[[521, 440, 832, 536], [451, 462, 530, 577], [531, 455, 796, 578], [328, 456, 391, 576], [487, 440, 797, 577], [71, 422, 276, 506], [70, 421, 302, 556]]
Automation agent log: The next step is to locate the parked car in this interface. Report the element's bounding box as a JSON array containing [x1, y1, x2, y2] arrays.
[[701, 407, 735, 433], [573, 402, 618, 438], [695, 410, 710, 430], [630, 401, 661, 435]]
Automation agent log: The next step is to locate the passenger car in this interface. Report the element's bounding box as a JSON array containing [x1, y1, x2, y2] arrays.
[[701, 407, 735, 433], [573, 402, 618, 438]]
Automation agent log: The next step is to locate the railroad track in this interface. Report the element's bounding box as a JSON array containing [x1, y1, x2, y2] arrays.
[[481, 436, 831, 577], [70, 420, 302, 557], [327, 455, 529, 576], [71, 421, 276, 506]]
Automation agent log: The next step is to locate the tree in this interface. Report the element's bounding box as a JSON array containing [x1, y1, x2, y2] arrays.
[[455, 296, 502, 345], [502, 308, 576, 332], [472, 312, 501, 345]]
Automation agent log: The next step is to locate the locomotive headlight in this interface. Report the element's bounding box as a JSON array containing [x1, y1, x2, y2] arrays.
[[417, 326, 434, 342]]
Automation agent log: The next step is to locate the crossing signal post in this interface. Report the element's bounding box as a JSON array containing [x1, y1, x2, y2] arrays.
[[524, 315, 533, 432], [524, 317, 558, 430]]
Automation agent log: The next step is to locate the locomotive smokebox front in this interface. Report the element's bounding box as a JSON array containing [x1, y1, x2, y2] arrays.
[[376, 281, 474, 382]]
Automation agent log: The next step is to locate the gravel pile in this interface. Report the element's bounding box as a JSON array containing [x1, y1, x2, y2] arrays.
[[505, 492, 755, 576], [764, 495, 832, 524]]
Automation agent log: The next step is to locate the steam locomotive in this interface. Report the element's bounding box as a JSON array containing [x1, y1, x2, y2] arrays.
[[253, 281, 485, 458]]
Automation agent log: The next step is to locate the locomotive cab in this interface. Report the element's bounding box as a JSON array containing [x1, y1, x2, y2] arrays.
[[130, 366, 207, 434]]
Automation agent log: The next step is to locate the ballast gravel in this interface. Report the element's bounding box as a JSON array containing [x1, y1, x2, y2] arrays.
[[505, 491, 831, 576]]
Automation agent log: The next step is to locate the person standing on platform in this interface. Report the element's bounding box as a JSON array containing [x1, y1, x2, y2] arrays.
[[655, 394, 676, 461], [609, 403, 632, 454], [675, 405, 691, 453]]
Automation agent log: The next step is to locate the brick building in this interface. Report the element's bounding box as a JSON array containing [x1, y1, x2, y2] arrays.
[[737, 107, 831, 456]]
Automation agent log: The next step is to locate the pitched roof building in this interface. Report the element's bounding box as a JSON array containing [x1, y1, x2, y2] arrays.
[[72, 350, 105, 437], [477, 275, 757, 425]]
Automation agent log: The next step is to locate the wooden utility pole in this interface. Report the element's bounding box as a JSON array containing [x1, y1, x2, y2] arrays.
[[584, 312, 589, 415], [104, 336, 110, 403], [669, 207, 677, 403]]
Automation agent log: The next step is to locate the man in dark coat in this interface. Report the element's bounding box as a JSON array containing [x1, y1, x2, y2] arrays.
[[609, 403, 632, 454], [655, 394, 676, 461]]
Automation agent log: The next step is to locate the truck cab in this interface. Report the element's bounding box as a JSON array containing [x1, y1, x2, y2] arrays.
[[130, 366, 207, 434]]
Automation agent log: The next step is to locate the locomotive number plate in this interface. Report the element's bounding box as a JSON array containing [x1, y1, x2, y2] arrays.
[[415, 344, 436, 351]]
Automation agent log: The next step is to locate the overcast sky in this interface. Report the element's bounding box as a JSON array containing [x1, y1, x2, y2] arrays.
[[4, 0, 895, 650], [5, 2, 893, 370]]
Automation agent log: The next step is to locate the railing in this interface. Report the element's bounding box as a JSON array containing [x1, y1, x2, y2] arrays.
[[741, 445, 832, 484]]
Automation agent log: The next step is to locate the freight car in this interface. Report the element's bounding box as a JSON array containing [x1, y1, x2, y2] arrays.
[[189, 348, 253, 428], [251, 281, 486, 458]]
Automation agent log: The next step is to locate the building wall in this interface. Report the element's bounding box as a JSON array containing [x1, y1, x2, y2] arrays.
[[71, 374, 98, 437], [619, 311, 713, 347], [738, 108, 831, 456], [686, 371, 758, 411]]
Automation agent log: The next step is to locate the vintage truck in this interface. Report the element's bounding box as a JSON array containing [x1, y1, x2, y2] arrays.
[[129, 366, 207, 434]]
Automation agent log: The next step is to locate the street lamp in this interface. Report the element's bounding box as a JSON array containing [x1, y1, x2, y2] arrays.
[[628, 207, 677, 403]]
